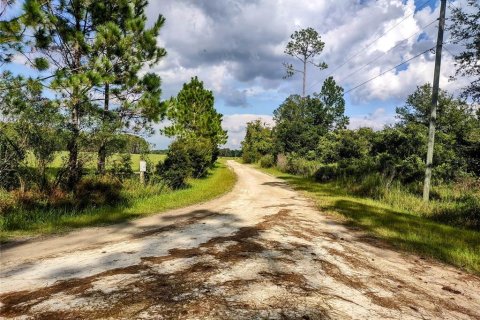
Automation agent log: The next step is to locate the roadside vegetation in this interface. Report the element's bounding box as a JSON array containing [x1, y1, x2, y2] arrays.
[[242, 11, 480, 273], [0, 160, 235, 241], [0, 1, 231, 240]]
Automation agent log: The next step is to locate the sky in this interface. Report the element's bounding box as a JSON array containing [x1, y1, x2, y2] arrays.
[[2, 0, 470, 149]]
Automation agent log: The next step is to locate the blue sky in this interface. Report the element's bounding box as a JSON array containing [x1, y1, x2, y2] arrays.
[[2, 0, 469, 149]]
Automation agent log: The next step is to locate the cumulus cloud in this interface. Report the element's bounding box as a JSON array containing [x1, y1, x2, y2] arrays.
[[348, 108, 398, 130], [146, 0, 467, 107], [140, 0, 472, 147]]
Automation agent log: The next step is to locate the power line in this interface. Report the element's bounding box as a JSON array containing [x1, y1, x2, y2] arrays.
[[306, 0, 434, 93], [343, 46, 435, 95], [336, 18, 438, 85]]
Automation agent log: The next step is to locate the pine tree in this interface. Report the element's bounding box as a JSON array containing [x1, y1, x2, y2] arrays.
[[449, 0, 480, 102], [8, 0, 166, 187], [283, 27, 328, 97], [90, 0, 167, 174], [163, 76, 227, 160]]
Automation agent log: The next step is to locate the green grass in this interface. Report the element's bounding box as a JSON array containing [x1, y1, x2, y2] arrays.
[[254, 164, 480, 274], [28, 151, 166, 171], [0, 160, 236, 242]]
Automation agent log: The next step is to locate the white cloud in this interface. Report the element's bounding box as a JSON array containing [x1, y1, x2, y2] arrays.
[[348, 108, 397, 130], [145, 0, 469, 108]]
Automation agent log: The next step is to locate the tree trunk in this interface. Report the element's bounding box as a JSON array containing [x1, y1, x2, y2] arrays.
[[97, 83, 110, 174], [302, 59, 307, 97], [66, 103, 80, 190], [67, 12, 82, 190]]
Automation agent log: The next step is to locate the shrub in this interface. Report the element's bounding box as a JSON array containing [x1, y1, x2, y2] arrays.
[[276, 154, 288, 172], [75, 176, 124, 208], [185, 137, 214, 178], [314, 164, 338, 182], [259, 154, 275, 168], [0, 190, 15, 215], [156, 140, 192, 189], [0, 131, 25, 190], [110, 154, 134, 181], [286, 155, 321, 177]]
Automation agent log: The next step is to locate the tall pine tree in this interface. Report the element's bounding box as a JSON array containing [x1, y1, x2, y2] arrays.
[[163, 76, 227, 160], [90, 0, 167, 173]]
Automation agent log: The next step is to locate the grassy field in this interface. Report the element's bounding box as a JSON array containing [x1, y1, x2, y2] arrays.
[[27, 151, 166, 172], [255, 165, 480, 274], [0, 160, 236, 242]]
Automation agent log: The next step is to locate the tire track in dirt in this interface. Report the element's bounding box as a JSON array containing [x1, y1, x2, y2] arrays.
[[1, 161, 479, 319]]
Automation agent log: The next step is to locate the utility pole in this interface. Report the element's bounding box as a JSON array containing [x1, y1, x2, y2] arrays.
[[423, 0, 447, 202]]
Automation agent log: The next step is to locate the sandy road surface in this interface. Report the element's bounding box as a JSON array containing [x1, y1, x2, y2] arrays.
[[1, 160, 479, 319]]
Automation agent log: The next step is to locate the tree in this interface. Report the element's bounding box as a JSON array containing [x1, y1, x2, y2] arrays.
[[9, 0, 104, 189], [396, 84, 480, 177], [164, 76, 227, 164], [241, 120, 274, 163], [273, 77, 347, 156], [0, 71, 65, 191], [8, 0, 166, 188], [449, 0, 480, 102], [315, 76, 349, 130], [90, 0, 167, 174], [0, 0, 21, 67], [283, 27, 327, 97]]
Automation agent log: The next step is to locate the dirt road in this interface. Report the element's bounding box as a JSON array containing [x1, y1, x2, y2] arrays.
[[1, 160, 479, 319]]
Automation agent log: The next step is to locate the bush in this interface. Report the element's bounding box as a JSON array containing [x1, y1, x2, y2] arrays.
[[185, 137, 214, 178], [286, 155, 321, 177], [156, 140, 192, 189], [0, 131, 25, 190], [75, 176, 124, 208], [314, 164, 338, 182], [276, 154, 288, 172], [110, 154, 134, 181], [259, 154, 275, 168], [0, 190, 15, 215]]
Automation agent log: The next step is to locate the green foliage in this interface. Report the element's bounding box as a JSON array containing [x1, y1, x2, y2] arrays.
[[156, 140, 192, 189], [449, 0, 480, 102], [163, 76, 226, 167], [186, 137, 214, 178], [314, 164, 338, 182], [164, 76, 227, 146], [317, 128, 374, 163], [109, 154, 134, 181], [241, 120, 274, 163], [433, 193, 480, 230], [0, 127, 25, 190], [285, 155, 320, 177], [274, 79, 347, 156], [5, 0, 167, 188], [0, 72, 66, 191], [259, 154, 275, 168], [75, 176, 124, 209], [218, 148, 242, 158], [283, 27, 327, 95]]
